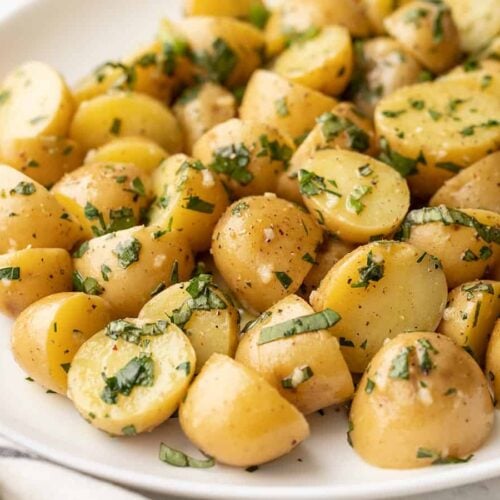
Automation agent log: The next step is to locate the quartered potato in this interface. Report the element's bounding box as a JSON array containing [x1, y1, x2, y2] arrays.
[[438, 280, 500, 364], [299, 150, 410, 243], [273, 26, 353, 97], [193, 118, 293, 198], [310, 241, 448, 373], [73, 225, 194, 317], [430, 152, 500, 213], [179, 354, 310, 466], [68, 318, 195, 435], [12, 292, 113, 395], [240, 70, 336, 144], [350, 332, 494, 468], [69, 91, 183, 153], [84, 137, 169, 174], [139, 273, 239, 372], [0, 164, 83, 252], [0, 62, 74, 148], [148, 154, 229, 252], [399, 207, 500, 288], [235, 295, 354, 414], [0, 248, 72, 317], [375, 79, 500, 198], [486, 320, 500, 404], [52, 162, 152, 240], [212, 194, 323, 313], [173, 82, 237, 154], [384, 1, 461, 74]]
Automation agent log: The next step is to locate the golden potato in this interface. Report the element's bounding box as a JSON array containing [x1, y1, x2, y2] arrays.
[[298, 150, 410, 243], [350, 332, 494, 468], [360, 0, 413, 35], [73, 225, 194, 317], [212, 194, 323, 313], [310, 241, 448, 373], [148, 154, 229, 252], [430, 152, 500, 213], [84, 137, 169, 174], [184, 0, 265, 19], [240, 70, 336, 144], [399, 207, 500, 288], [235, 295, 353, 414], [0, 248, 72, 318], [0, 136, 83, 189], [438, 280, 500, 364], [173, 82, 236, 154], [68, 318, 195, 435], [139, 273, 239, 372], [0, 164, 83, 252], [179, 354, 309, 467], [485, 320, 500, 404], [69, 91, 183, 153], [384, 1, 461, 74], [11, 292, 113, 395], [192, 118, 293, 198], [52, 162, 152, 240]]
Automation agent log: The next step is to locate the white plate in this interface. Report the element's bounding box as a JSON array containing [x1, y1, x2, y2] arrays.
[[1, 1, 500, 498]]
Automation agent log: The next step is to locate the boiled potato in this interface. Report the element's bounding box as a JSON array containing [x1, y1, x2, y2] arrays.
[[192, 118, 293, 198], [375, 79, 500, 198], [212, 194, 323, 313], [73, 225, 194, 317], [0, 136, 83, 189], [69, 91, 183, 153], [352, 37, 424, 118], [438, 60, 500, 97], [445, 0, 500, 53], [11, 292, 113, 395], [240, 70, 336, 145], [52, 162, 152, 240], [235, 294, 354, 414], [177, 17, 265, 88], [350, 332, 494, 468], [273, 26, 353, 97], [400, 207, 500, 288], [179, 354, 309, 467], [301, 235, 356, 298], [139, 273, 239, 372], [310, 241, 448, 372], [0, 248, 72, 317], [438, 280, 500, 364], [173, 82, 236, 154], [0, 62, 74, 148], [384, 1, 461, 74], [84, 137, 169, 174], [430, 152, 500, 213], [360, 0, 412, 35], [298, 150, 410, 243], [68, 318, 195, 435], [265, 0, 371, 57], [0, 164, 83, 252], [485, 320, 500, 404], [184, 0, 265, 19], [148, 154, 229, 252]]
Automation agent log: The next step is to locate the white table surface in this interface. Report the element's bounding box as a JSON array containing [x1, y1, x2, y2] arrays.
[[1, 1, 499, 499]]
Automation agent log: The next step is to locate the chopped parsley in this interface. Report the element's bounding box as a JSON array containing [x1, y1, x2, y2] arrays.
[[72, 271, 103, 295], [209, 143, 253, 185], [416, 338, 438, 375], [389, 346, 412, 380], [113, 237, 141, 269], [298, 169, 341, 198], [183, 195, 215, 214], [192, 38, 237, 85], [346, 185, 372, 215], [316, 112, 370, 152], [0, 267, 20, 280], [256, 134, 293, 167], [379, 137, 425, 177], [274, 271, 292, 290], [231, 201, 249, 217], [10, 181, 36, 196], [159, 443, 214, 468], [350, 251, 384, 288]]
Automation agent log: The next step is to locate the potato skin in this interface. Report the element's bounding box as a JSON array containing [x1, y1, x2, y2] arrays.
[[235, 295, 354, 414], [179, 354, 310, 467], [212, 194, 323, 313], [310, 241, 448, 373], [486, 320, 500, 405], [73, 225, 194, 317], [0, 248, 72, 318], [11, 292, 113, 394], [0, 164, 84, 252], [350, 332, 494, 469]]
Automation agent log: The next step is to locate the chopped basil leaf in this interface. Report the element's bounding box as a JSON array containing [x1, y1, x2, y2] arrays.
[[106, 319, 169, 344], [351, 251, 384, 288], [0, 267, 20, 280], [462, 249, 478, 262], [274, 271, 292, 289], [183, 195, 215, 214], [72, 271, 104, 295], [113, 237, 141, 269], [159, 443, 215, 468], [379, 137, 424, 177]]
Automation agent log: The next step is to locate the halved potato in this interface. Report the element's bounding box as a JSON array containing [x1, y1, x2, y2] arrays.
[[0, 248, 72, 318], [11, 292, 113, 394], [310, 241, 448, 372], [68, 318, 195, 435], [179, 353, 309, 466]]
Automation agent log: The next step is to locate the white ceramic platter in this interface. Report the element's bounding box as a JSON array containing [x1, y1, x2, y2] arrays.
[[1, 1, 500, 498]]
